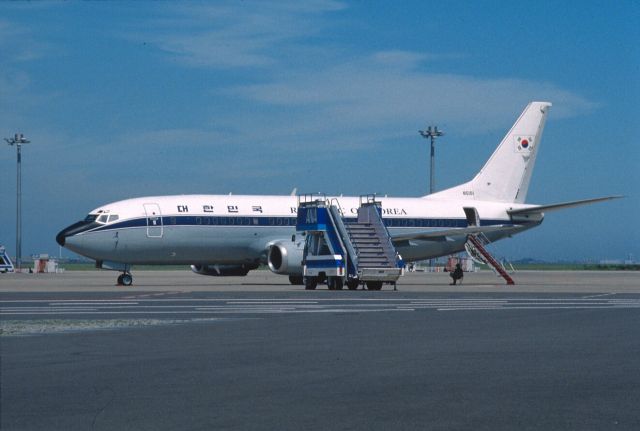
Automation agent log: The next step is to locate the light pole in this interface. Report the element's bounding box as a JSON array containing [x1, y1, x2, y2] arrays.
[[5, 133, 30, 272], [419, 126, 444, 194]]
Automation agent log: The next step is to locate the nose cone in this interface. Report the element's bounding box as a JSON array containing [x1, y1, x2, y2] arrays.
[[56, 219, 97, 248], [56, 229, 66, 246]]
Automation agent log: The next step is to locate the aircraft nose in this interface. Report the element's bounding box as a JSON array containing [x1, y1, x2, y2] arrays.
[[56, 229, 66, 246], [56, 219, 96, 248]]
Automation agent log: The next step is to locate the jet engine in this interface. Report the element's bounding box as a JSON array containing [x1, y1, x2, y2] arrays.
[[267, 241, 304, 275], [190, 263, 258, 277]]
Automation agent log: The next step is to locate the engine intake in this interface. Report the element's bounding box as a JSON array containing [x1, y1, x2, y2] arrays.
[[267, 241, 304, 275]]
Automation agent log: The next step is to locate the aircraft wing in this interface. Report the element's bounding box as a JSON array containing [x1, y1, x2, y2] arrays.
[[508, 196, 623, 216], [390, 224, 521, 243]]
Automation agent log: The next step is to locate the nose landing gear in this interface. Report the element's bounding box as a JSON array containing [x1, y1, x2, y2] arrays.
[[117, 272, 133, 286], [95, 261, 134, 286]]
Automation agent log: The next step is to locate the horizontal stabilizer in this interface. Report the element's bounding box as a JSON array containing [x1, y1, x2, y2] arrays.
[[508, 196, 623, 216], [391, 224, 521, 243]]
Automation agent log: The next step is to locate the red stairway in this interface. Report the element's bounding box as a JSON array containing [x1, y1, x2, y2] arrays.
[[466, 235, 515, 285]]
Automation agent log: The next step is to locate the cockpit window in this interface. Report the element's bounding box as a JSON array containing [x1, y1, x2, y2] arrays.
[[108, 215, 119, 223], [84, 215, 98, 223], [98, 215, 109, 223]]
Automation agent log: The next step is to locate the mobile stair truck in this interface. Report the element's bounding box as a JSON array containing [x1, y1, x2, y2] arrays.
[[0, 245, 15, 273], [295, 195, 404, 290]]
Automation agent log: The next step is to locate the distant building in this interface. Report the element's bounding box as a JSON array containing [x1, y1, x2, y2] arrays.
[[32, 254, 64, 273]]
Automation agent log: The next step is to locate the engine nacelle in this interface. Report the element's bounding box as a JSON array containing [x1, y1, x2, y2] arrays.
[[267, 241, 304, 275], [190, 263, 258, 277]]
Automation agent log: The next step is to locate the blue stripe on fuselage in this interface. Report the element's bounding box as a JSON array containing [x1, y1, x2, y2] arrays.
[[85, 215, 519, 235]]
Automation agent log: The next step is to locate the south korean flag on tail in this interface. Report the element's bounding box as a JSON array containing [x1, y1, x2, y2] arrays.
[[514, 135, 535, 154]]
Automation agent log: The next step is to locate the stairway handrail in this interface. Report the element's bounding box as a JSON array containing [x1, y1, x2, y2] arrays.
[[466, 235, 514, 284], [359, 194, 379, 207], [297, 192, 327, 206], [327, 202, 359, 275]]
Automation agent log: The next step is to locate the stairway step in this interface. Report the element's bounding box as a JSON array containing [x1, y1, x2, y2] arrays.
[[359, 257, 391, 263], [351, 235, 378, 239], [348, 231, 376, 235], [359, 263, 394, 268], [350, 238, 378, 243]]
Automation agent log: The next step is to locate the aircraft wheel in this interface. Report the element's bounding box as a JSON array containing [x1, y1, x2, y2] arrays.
[[116, 274, 124, 286], [366, 281, 383, 291], [347, 279, 359, 290], [288, 275, 304, 285], [304, 277, 317, 290], [121, 273, 133, 286]]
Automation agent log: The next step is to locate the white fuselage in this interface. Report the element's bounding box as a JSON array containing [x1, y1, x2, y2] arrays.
[[58, 194, 540, 266]]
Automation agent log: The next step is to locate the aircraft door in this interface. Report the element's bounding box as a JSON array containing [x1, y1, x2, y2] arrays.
[[463, 207, 480, 227], [143, 203, 163, 238]]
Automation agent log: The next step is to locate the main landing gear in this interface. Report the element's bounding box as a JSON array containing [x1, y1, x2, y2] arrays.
[[289, 275, 304, 285], [117, 272, 133, 286]]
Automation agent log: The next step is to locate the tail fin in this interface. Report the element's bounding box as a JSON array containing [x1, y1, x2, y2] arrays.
[[429, 101, 552, 203]]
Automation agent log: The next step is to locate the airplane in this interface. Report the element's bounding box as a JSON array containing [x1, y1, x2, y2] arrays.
[[56, 101, 619, 287]]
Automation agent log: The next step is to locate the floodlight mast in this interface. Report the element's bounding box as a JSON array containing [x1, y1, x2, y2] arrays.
[[5, 133, 30, 272], [419, 126, 444, 195]]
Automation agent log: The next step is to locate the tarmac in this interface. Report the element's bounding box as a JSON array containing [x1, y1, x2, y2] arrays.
[[1, 268, 639, 293], [1, 270, 639, 430]]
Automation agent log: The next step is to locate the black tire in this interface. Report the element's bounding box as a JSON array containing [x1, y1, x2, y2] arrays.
[[333, 277, 343, 290], [327, 277, 335, 290], [304, 277, 317, 290], [346, 279, 359, 290], [288, 275, 304, 285], [116, 274, 124, 286], [121, 273, 133, 286], [366, 281, 383, 291], [328, 277, 343, 290]]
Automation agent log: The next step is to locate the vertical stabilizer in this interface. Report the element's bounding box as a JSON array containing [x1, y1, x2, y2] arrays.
[[429, 101, 551, 203]]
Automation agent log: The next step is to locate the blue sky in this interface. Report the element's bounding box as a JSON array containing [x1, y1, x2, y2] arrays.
[[0, 1, 638, 262]]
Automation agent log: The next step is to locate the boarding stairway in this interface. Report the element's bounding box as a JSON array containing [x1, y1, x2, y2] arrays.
[[343, 199, 403, 283], [465, 234, 515, 285], [296, 195, 403, 289], [0, 245, 15, 273]]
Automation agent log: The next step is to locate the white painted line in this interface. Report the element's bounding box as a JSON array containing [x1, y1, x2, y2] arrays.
[[3, 297, 640, 305], [0, 308, 414, 316], [582, 293, 617, 299], [1, 308, 99, 312], [226, 301, 319, 305], [437, 305, 640, 311], [48, 302, 139, 306]]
